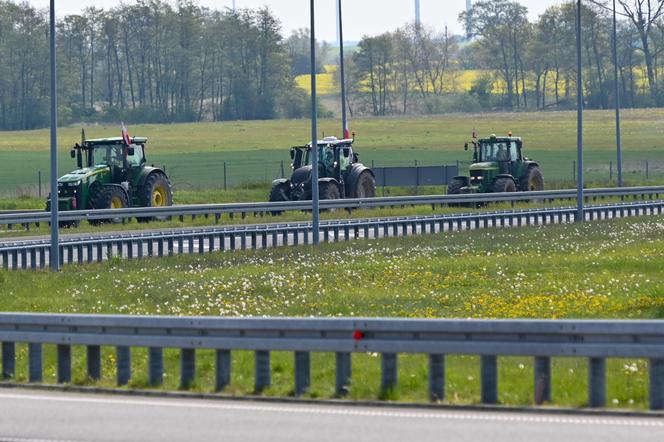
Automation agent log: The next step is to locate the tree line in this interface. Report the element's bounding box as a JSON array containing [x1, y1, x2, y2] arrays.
[[346, 0, 664, 116], [0, 0, 315, 130], [2, 0, 664, 130]]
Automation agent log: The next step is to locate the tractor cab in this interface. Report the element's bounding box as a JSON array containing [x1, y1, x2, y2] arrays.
[[71, 137, 149, 181], [290, 137, 356, 183]]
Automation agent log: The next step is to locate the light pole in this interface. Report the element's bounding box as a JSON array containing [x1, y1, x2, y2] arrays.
[[49, 0, 60, 270], [612, 0, 623, 187], [338, 0, 349, 138], [576, 0, 584, 223], [310, 0, 320, 244]]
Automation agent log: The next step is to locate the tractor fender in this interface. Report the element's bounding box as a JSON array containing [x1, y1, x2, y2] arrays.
[[344, 164, 374, 196], [271, 178, 290, 188], [494, 174, 517, 185], [136, 167, 170, 189], [452, 176, 470, 186]]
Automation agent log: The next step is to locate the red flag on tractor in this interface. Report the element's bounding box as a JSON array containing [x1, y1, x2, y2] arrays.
[[121, 122, 132, 146]]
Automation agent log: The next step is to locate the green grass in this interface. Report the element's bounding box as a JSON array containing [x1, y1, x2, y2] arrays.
[[1, 215, 662, 408], [2, 109, 664, 195]]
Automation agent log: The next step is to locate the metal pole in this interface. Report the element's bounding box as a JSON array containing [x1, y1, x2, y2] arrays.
[[49, 0, 60, 271], [576, 0, 584, 223], [310, 0, 320, 245], [613, 0, 623, 187], [415, 0, 421, 26], [338, 0, 348, 138]]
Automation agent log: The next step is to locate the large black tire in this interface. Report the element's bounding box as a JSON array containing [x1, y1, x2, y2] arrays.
[[320, 182, 341, 200], [493, 177, 517, 193], [520, 166, 544, 192], [268, 183, 291, 216], [137, 173, 173, 223], [447, 177, 468, 207], [89, 186, 129, 225], [352, 171, 376, 199]]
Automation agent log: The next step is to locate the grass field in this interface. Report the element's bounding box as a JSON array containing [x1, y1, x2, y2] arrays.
[[1, 216, 662, 407], [2, 109, 664, 198]]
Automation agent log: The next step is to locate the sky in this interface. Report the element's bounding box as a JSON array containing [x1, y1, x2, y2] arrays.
[[27, 0, 566, 42]]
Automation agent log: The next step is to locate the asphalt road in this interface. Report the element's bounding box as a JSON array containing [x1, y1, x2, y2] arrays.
[[0, 390, 662, 442]]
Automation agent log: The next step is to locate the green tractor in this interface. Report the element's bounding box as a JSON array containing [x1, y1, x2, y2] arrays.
[[46, 136, 173, 225], [269, 136, 376, 204], [448, 133, 544, 196]]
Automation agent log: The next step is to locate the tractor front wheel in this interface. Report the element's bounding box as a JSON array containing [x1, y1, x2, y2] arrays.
[[320, 182, 341, 202], [269, 183, 291, 216], [89, 186, 129, 225], [447, 178, 467, 207], [137, 173, 173, 222], [493, 177, 517, 194]]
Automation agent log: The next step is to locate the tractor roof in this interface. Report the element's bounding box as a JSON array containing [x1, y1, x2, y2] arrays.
[[84, 137, 148, 145], [478, 136, 521, 143], [302, 136, 354, 148]]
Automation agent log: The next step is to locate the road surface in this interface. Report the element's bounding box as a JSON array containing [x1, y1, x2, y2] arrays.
[[0, 390, 662, 442]]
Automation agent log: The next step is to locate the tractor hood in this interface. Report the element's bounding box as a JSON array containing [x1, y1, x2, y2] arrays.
[[58, 165, 109, 183], [469, 162, 499, 171], [291, 165, 313, 185]]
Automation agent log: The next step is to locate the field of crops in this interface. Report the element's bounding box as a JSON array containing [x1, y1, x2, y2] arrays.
[[1, 216, 662, 407], [2, 109, 664, 198]]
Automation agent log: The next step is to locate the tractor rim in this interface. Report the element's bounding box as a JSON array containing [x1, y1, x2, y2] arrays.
[[152, 186, 167, 207], [110, 196, 124, 209]]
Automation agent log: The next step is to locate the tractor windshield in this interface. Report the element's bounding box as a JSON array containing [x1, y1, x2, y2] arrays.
[[90, 144, 124, 168], [479, 141, 511, 163]]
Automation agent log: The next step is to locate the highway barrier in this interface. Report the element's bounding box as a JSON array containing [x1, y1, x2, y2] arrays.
[[1, 199, 663, 271], [1, 186, 663, 229], [0, 313, 662, 410]]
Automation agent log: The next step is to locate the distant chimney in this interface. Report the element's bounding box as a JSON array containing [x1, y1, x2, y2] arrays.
[[415, 0, 421, 26]]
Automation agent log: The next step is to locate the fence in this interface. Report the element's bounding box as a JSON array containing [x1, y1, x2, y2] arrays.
[[0, 313, 663, 410], [373, 165, 458, 190], [1, 199, 663, 271]]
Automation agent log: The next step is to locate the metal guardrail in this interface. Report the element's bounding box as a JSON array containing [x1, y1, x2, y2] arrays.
[[0, 313, 662, 410], [1, 186, 663, 228], [1, 200, 663, 271]]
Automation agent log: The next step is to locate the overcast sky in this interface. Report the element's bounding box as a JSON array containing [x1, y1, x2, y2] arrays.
[[27, 0, 566, 42]]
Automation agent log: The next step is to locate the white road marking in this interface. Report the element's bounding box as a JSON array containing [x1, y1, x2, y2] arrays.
[[0, 392, 661, 428]]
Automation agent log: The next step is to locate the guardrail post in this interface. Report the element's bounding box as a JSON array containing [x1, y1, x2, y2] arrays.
[[215, 350, 231, 391], [180, 349, 196, 389], [429, 354, 445, 402], [481, 355, 498, 404], [57, 344, 71, 383], [294, 351, 311, 396], [255, 350, 270, 393], [28, 343, 42, 382], [117, 346, 131, 386], [335, 352, 352, 396], [381, 353, 398, 394], [534, 356, 551, 405], [149, 347, 163, 386], [86, 345, 101, 381], [2, 342, 15, 379], [588, 357, 606, 408], [649, 358, 664, 410]]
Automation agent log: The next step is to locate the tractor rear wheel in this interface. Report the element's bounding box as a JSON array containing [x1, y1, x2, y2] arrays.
[[89, 186, 129, 225], [268, 183, 291, 216], [520, 166, 544, 192], [493, 177, 517, 193], [352, 171, 376, 199], [137, 173, 173, 222]]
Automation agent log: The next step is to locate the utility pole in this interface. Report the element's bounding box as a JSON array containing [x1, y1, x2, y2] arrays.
[[49, 0, 60, 271], [310, 0, 320, 244], [415, 0, 421, 26], [576, 0, 584, 223], [612, 0, 623, 187], [338, 0, 349, 138]]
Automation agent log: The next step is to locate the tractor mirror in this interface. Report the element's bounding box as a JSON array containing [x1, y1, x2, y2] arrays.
[[464, 143, 469, 151], [127, 147, 135, 156], [290, 149, 295, 160], [342, 148, 350, 158], [70, 149, 76, 159]]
